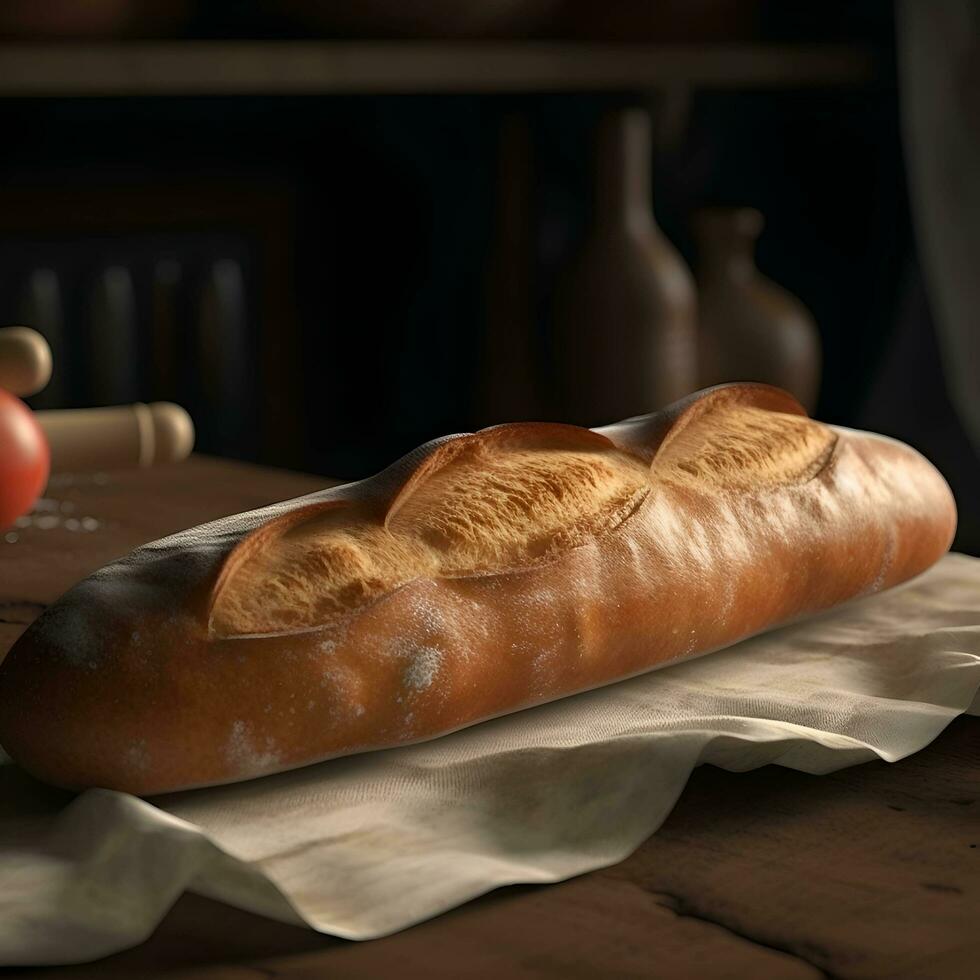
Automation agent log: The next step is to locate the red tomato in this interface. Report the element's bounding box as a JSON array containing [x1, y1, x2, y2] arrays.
[[0, 388, 49, 530]]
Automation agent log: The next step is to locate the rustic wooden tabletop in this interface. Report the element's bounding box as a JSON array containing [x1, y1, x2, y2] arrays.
[[1, 457, 976, 980]]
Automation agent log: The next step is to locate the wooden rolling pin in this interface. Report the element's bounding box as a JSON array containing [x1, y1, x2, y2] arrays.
[[0, 326, 53, 397], [35, 403, 195, 473]]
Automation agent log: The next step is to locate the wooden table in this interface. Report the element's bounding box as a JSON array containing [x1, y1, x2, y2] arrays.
[[1, 457, 977, 980]]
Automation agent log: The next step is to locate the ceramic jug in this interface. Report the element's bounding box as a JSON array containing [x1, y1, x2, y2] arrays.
[[552, 108, 697, 425], [694, 207, 821, 411]]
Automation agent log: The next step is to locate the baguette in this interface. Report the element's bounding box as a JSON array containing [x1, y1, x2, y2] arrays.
[[0, 384, 956, 795]]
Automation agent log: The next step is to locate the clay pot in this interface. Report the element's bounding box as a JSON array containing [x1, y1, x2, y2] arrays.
[[694, 207, 821, 411]]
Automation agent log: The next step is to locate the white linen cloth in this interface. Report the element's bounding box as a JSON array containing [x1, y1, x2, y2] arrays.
[[2, 553, 979, 966]]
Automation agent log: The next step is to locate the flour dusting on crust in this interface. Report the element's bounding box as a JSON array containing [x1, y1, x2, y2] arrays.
[[226, 719, 281, 775], [402, 646, 443, 692]]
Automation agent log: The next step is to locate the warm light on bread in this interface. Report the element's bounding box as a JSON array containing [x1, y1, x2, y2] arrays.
[[658, 404, 838, 489], [0, 384, 957, 795], [212, 406, 835, 638], [211, 437, 649, 637]]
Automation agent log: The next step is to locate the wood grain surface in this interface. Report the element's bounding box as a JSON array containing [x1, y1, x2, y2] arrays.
[[1, 456, 976, 979]]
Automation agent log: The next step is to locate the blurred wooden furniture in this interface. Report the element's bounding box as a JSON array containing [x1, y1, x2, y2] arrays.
[[0, 182, 297, 465], [0, 39, 878, 471], [0, 456, 976, 977], [0, 41, 876, 95]]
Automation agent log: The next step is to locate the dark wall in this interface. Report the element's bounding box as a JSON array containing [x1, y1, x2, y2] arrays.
[[0, 34, 976, 551]]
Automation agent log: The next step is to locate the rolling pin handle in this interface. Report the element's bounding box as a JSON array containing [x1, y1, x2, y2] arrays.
[[0, 326, 53, 398], [35, 402, 195, 474]]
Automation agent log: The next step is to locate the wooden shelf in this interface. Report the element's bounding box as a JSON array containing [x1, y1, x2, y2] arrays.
[[0, 41, 877, 97]]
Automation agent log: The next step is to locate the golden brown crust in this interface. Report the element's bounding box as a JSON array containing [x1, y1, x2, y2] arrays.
[[0, 384, 957, 795]]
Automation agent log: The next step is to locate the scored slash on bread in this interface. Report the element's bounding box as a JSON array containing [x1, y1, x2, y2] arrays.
[[211, 385, 835, 639], [0, 384, 956, 795], [210, 425, 649, 638]]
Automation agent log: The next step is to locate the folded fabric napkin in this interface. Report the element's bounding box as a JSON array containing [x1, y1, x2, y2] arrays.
[[2, 553, 979, 966]]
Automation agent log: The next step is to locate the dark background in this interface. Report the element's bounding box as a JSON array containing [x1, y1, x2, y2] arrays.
[[1, 0, 977, 552]]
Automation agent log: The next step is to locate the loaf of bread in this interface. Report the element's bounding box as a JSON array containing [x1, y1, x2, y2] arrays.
[[0, 384, 956, 795]]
